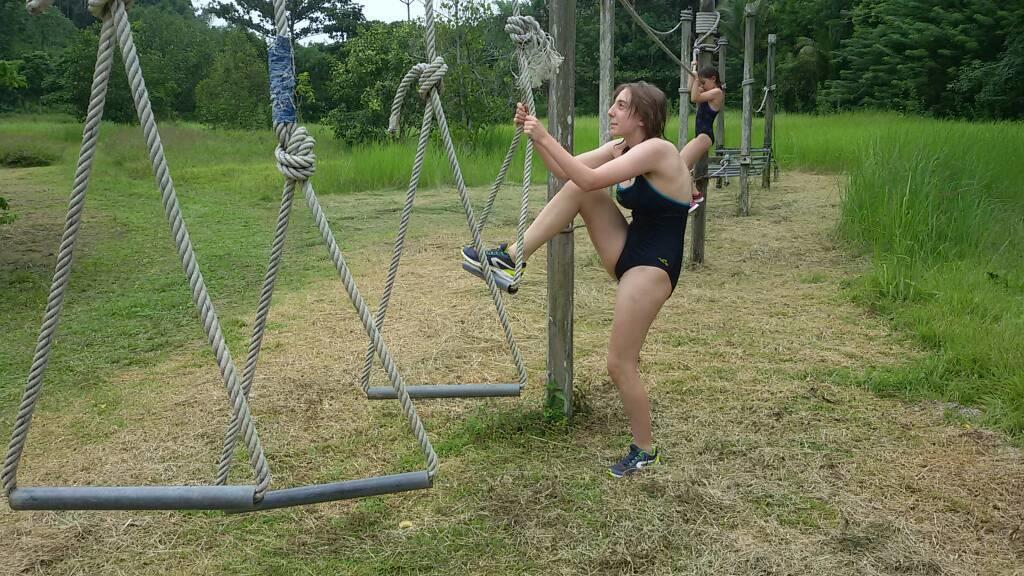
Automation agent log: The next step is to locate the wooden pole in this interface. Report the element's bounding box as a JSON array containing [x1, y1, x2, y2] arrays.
[[599, 0, 614, 145], [714, 36, 727, 189], [715, 37, 727, 149], [678, 9, 693, 150], [547, 0, 575, 419], [762, 33, 776, 189], [738, 4, 755, 216], [690, 0, 717, 266]]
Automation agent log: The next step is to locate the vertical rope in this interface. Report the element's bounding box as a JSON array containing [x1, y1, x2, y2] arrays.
[[425, 79, 528, 389], [359, 95, 435, 394], [2, 14, 116, 497], [109, 0, 272, 498], [219, 0, 439, 480]]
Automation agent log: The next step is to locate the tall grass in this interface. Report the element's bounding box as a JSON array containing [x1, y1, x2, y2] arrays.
[[781, 115, 1024, 438]]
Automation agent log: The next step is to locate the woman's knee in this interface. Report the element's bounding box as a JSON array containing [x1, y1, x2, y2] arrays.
[[606, 352, 637, 383]]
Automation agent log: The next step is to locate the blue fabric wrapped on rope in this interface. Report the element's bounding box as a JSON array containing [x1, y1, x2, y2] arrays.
[[269, 36, 296, 125]]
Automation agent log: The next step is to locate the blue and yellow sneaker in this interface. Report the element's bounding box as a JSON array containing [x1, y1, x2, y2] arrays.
[[461, 242, 524, 294], [607, 444, 660, 478], [461, 242, 518, 277]]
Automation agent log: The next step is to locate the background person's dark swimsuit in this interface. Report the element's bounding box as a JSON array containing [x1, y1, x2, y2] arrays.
[[695, 101, 719, 144], [614, 175, 690, 291]]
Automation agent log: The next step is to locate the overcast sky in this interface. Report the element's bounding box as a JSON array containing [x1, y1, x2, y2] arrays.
[[361, 1, 426, 22]]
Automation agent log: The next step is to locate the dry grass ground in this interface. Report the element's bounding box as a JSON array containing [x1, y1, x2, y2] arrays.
[[1, 171, 1022, 575]]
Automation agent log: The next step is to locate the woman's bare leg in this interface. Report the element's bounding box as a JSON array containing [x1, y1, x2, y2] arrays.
[[509, 180, 627, 275], [679, 133, 713, 171], [606, 266, 672, 451]]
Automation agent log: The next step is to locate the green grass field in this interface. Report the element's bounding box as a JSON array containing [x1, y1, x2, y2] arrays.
[[1, 112, 1022, 574], [3, 111, 1021, 437]]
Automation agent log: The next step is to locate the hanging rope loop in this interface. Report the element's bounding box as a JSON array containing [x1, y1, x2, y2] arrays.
[[388, 57, 448, 134], [274, 126, 316, 181]]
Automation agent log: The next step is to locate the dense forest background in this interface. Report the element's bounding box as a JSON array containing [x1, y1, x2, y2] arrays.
[[2, 0, 1022, 143]]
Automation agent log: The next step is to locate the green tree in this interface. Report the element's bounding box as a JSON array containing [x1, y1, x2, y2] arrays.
[[47, 6, 219, 122], [1, 0, 77, 59], [195, 29, 271, 129], [823, 0, 1023, 117], [327, 21, 423, 143], [294, 44, 338, 122], [435, 0, 518, 133], [203, 0, 364, 41], [949, 15, 1024, 119], [12, 51, 55, 109], [0, 60, 28, 111]]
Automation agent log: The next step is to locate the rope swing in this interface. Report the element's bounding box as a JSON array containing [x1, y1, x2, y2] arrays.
[[360, 0, 560, 401], [5, 0, 438, 513]]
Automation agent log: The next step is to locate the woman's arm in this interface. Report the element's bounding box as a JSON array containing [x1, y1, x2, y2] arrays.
[[515, 103, 617, 181], [525, 116, 667, 191], [692, 86, 723, 105], [531, 137, 568, 180]]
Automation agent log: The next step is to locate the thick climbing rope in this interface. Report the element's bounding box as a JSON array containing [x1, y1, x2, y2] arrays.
[[691, 11, 721, 63], [357, 1, 549, 395], [4, 0, 272, 501], [217, 0, 439, 480], [649, 20, 683, 37]]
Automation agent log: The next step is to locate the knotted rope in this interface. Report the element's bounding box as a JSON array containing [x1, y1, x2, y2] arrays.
[[217, 0, 440, 483], [358, 0, 534, 395], [388, 58, 448, 133], [692, 10, 721, 62], [274, 126, 316, 181]]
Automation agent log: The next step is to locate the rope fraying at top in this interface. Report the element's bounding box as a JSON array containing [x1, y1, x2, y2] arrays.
[[86, 0, 131, 18], [505, 15, 563, 88], [25, 0, 53, 15]]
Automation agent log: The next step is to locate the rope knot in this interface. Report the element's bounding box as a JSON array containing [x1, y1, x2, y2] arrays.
[[25, 0, 53, 15], [417, 57, 448, 97], [505, 15, 562, 88], [387, 56, 448, 134], [275, 127, 316, 181]]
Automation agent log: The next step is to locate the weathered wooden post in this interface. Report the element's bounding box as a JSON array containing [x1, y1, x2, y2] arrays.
[[547, 0, 575, 419], [762, 32, 776, 189], [690, 0, 717, 265], [714, 36, 727, 189], [738, 3, 755, 216], [678, 9, 693, 150], [599, 0, 614, 145], [715, 37, 727, 149]]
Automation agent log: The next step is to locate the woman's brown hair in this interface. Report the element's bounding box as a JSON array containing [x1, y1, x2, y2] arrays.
[[612, 81, 667, 141]]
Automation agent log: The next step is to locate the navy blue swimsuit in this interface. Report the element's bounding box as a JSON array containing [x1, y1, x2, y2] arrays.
[[614, 175, 690, 291], [695, 101, 719, 144]]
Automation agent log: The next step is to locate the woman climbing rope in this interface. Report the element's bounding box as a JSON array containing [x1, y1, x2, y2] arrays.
[[462, 82, 691, 478], [679, 61, 724, 204]]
